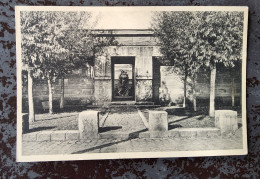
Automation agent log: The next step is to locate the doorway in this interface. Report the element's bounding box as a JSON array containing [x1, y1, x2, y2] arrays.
[[111, 57, 135, 101]]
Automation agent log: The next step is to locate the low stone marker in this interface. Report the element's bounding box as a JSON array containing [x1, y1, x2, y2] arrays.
[[78, 111, 99, 139], [22, 113, 29, 133], [149, 111, 168, 138], [215, 110, 238, 134]]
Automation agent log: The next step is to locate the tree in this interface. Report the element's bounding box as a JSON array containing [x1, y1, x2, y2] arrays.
[[21, 11, 44, 121], [152, 12, 203, 110], [197, 12, 243, 117], [21, 11, 77, 114], [57, 27, 117, 110], [21, 11, 117, 114], [152, 11, 243, 115]]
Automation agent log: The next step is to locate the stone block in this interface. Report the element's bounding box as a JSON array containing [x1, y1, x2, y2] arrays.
[[51, 131, 66, 141], [215, 110, 238, 133], [99, 133, 129, 139], [78, 111, 99, 139], [119, 133, 130, 140], [22, 113, 29, 134], [150, 131, 169, 138], [139, 131, 150, 138], [177, 128, 197, 138], [196, 128, 221, 137], [23, 132, 39, 141], [149, 111, 168, 138], [37, 131, 53, 141], [66, 131, 80, 140], [168, 130, 180, 138]]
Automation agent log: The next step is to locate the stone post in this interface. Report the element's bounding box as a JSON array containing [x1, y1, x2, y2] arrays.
[[215, 110, 238, 134], [149, 111, 168, 138], [78, 111, 99, 139], [22, 113, 29, 133]]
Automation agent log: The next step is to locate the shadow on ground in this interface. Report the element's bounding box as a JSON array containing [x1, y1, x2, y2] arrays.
[[72, 128, 148, 154], [34, 105, 108, 115], [99, 126, 122, 133], [35, 114, 78, 121], [168, 124, 182, 130], [27, 126, 56, 133]]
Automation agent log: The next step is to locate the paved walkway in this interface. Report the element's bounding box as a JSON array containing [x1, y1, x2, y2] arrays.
[[22, 105, 244, 155], [22, 129, 243, 155]]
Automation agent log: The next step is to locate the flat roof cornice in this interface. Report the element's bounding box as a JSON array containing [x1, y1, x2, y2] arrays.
[[90, 29, 154, 37]]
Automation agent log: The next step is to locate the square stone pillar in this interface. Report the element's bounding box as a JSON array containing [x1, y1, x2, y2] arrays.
[[149, 111, 168, 138], [215, 110, 238, 134], [22, 113, 29, 134], [78, 111, 99, 139]]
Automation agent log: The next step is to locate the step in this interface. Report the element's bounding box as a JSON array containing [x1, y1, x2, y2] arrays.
[[109, 101, 155, 106], [139, 128, 221, 138]]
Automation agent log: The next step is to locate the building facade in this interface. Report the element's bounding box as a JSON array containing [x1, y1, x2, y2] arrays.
[[22, 29, 241, 111]]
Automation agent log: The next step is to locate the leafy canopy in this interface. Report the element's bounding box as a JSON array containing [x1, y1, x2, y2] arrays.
[[152, 11, 244, 75], [21, 11, 116, 81]]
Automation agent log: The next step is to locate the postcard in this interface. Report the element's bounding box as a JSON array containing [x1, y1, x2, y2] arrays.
[[16, 6, 248, 162]]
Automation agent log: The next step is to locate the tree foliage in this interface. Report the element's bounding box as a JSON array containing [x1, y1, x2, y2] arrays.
[[152, 11, 243, 76], [197, 11, 244, 68], [21, 11, 117, 113], [21, 11, 116, 80], [152, 11, 244, 112], [152, 12, 204, 79]]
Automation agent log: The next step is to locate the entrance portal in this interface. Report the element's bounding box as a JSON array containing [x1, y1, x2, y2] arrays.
[[112, 57, 135, 101]]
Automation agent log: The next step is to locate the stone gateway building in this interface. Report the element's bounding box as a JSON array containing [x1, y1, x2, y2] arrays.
[[22, 29, 241, 111]]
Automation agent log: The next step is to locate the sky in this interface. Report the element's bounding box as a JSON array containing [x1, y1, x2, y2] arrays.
[[92, 11, 153, 29]]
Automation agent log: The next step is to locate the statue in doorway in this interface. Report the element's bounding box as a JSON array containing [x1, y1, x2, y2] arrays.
[[118, 70, 129, 96]]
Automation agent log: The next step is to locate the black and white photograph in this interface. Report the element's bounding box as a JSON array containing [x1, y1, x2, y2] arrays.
[[16, 6, 248, 162]]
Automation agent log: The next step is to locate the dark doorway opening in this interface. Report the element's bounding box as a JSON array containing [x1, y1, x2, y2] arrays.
[[111, 57, 135, 101], [152, 57, 162, 104]]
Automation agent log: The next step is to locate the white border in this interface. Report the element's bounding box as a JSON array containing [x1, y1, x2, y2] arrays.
[[16, 6, 248, 162]]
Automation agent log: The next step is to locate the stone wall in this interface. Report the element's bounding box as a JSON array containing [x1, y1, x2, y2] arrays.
[[93, 45, 156, 103], [22, 75, 94, 112], [93, 78, 112, 105], [136, 79, 153, 101], [23, 30, 242, 108], [158, 66, 241, 107]]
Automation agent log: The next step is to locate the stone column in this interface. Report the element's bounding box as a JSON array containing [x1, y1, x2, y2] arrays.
[[78, 111, 99, 139], [149, 111, 168, 138], [215, 110, 238, 134]]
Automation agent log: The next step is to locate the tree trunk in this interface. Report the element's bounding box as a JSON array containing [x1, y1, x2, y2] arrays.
[[231, 78, 235, 107], [193, 79, 197, 112], [183, 74, 187, 108], [47, 78, 53, 114], [209, 65, 216, 117], [28, 70, 35, 123], [60, 77, 64, 109]]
